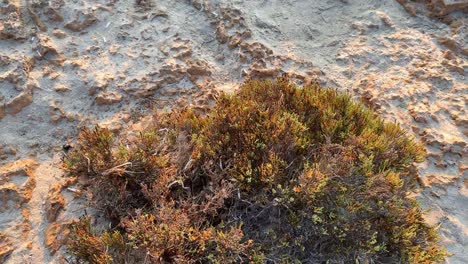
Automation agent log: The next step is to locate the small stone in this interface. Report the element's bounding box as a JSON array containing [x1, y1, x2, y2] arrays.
[[248, 67, 280, 79], [96, 91, 123, 105], [54, 83, 70, 93], [228, 35, 242, 49], [45, 7, 64, 22], [5, 91, 33, 115], [215, 22, 228, 44], [64, 11, 97, 32], [52, 29, 67, 39], [34, 34, 59, 59], [186, 59, 211, 76]]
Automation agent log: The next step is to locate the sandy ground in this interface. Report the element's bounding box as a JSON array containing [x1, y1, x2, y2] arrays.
[[0, 0, 466, 263]]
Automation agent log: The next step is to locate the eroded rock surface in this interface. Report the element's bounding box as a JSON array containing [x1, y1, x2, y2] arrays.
[[0, 1, 25, 40], [0, 0, 466, 263]]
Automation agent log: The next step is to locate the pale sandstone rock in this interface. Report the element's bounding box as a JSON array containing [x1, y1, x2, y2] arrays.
[[34, 34, 60, 60], [0, 3, 25, 40], [0, 160, 37, 210], [0, 233, 13, 263], [0, 184, 26, 211], [0, 144, 17, 160], [44, 6, 64, 22], [431, 0, 468, 15], [170, 38, 193, 59], [247, 67, 281, 79], [5, 91, 33, 116], [0, 160, 38, 258], [64, 11, 98, 32], [44, 221, 73, 254], [45, 184, 65, 222], [186, 59, 212, 76], [215, 22, 228, 43], [96, 91, 123, 105], [52, 29, 67, 39], [53, 83, 70, 93]]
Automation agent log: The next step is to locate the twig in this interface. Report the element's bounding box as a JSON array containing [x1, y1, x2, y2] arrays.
[[85, 156, 91, 173], [101, 162, 132, 176]]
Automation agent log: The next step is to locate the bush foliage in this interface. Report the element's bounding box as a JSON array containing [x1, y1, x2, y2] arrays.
[[65, 78, 447, 263]]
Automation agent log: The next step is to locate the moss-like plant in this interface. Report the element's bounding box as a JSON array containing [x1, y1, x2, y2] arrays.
[[65, 78, 447, 263]]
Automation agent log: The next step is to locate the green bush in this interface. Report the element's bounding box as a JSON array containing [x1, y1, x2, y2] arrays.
[[65, 78, 446, 263]]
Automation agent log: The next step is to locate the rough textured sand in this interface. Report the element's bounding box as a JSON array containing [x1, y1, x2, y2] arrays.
[[0, 0, 466, 263]]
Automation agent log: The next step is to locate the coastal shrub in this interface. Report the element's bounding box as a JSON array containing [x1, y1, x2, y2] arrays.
[[64, 78, 447, 263]]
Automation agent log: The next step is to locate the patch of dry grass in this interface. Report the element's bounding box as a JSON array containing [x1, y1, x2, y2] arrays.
[[64, 78, 447, 263]]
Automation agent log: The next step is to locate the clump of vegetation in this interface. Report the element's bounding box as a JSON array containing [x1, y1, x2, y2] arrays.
[[65, 78, 447, 263]]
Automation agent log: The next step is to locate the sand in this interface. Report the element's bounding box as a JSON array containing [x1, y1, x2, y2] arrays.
[[0, 0, 466, 263]]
